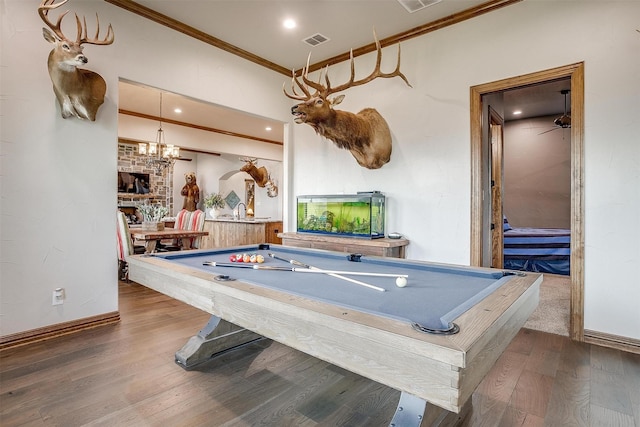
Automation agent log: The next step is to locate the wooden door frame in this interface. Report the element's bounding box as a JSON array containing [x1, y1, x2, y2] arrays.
[[489, 107, 504, 269], [470, 62, 585, 341]]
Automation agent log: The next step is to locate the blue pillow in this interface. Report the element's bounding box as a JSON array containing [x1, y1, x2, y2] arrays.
[[503, 215, 512, 231]]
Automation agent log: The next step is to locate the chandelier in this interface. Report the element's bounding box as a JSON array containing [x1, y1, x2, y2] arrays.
[[138, 92, 180, 173]]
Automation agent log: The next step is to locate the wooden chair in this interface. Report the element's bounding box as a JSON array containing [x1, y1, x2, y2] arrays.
[[161, 209, 206, 251], [116, 210, 145, 281]]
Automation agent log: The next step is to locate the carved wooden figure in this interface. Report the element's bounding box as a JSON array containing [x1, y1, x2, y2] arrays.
[[284, 32, 411, 169], [38, 0, 114, 121]]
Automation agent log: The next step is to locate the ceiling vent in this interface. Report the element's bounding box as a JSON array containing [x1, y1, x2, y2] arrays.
[[303, 33, 330, 47], [397, 0, 442, 13]]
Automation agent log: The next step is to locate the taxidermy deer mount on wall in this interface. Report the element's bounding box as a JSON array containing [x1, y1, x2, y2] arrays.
[[240, 158, 278, 198], [38, 0, 114, 121], [284, 32, 411, 169], [240, 158, 269, 187]]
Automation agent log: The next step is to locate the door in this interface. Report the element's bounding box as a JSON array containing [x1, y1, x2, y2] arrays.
[[470, 62, 585, 341]]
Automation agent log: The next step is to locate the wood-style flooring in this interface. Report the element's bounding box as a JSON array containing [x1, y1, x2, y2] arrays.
[[1, 280, 638, 426]]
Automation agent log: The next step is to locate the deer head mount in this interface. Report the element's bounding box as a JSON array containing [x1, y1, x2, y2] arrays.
[[38, 0, 114, 121], [240, 158, 269, 187], [265, 179, 278, 198], [239, 158, 278, 198], [284, 31, 411, 169]]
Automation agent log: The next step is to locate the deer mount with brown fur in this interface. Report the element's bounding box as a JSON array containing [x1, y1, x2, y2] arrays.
[[240, 158, 278, 198], [38, 0, 114, 121], [240, 158, 269, 187], [284, 32, 411, 169]]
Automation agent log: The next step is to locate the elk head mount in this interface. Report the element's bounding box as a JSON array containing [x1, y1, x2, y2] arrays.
[[284, 32, 412, 169], [38, 0, 114, 121]]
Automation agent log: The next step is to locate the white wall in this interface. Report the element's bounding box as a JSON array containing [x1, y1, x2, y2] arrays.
[[2, 1, 639, 342], [191, 154, 282, 220], [0, 1, 290, 336], [288, 1, 640, 340], [504, 115, 571, 229]]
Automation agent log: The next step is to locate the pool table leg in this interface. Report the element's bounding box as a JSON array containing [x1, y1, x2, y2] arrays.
[[389, 392, 427, 427], [389, 393, 472, 427], [175, 315, 263, 369]]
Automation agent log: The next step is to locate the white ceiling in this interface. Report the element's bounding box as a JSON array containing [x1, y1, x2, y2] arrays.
[[114, 0, 571, 144], [128, 0, 490, 72]]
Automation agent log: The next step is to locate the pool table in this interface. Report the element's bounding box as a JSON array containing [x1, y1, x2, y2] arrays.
[[127, 244, 541, 426]]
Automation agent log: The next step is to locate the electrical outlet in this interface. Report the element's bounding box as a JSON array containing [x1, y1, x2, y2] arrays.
[[52, 288, 65, 306]]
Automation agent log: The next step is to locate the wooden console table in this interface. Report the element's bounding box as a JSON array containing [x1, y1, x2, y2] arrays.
[[278, 232, 409, 259]]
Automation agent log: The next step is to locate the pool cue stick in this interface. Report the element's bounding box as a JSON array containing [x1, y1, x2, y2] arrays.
[[268, 254, 408, 278], [267, 253, 386, 292], [203, 261, 255, 268], [203, 261, 386, 292]]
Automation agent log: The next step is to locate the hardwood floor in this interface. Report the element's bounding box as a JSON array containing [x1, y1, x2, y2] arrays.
[[1, 281, 638, 426]]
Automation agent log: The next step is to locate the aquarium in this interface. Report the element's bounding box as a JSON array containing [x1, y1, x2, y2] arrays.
[[296, 192, 385, 239]]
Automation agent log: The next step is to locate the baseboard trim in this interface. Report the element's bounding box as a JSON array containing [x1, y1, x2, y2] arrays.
[[0, 312, 120, 351], [584, 329, 640, 355]]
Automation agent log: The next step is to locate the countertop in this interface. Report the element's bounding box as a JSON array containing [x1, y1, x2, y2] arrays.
[[205, 217, 282, 224]]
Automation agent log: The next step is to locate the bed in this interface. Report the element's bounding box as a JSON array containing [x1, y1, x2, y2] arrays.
[[502, 216, 571, 276]]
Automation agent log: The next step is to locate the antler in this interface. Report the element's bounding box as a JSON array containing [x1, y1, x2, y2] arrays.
[[283, 30, 411, 101], [38, 0, 114, 45], [283, 54, 320, 101], [38, 0, 71, 41], [77, 14, 114, 45]]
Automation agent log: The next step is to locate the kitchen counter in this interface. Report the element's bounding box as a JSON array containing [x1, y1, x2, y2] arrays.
[[206, 217, 281, 224], [201, 218, 283, 248]]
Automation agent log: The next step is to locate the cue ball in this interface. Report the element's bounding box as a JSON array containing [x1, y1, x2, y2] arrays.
[[395, 277, 407, 287]]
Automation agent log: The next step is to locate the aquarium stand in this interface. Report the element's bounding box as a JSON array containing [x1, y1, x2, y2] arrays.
[[278, 232, 409, 259]]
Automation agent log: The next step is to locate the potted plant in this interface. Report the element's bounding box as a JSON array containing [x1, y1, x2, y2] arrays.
[[203, 192, 225, 218], [136, 203, 169, 230]]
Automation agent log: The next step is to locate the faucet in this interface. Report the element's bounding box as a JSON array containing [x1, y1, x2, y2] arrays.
[[236, 203, 246, 219]]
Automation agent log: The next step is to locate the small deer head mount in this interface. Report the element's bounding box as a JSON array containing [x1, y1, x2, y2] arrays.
[[38, 0, 114, 121], [284, 31, 411, 169], [265, 178, 278, 198]]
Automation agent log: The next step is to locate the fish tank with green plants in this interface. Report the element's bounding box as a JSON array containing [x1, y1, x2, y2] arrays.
[[296, 192, 385, 239]]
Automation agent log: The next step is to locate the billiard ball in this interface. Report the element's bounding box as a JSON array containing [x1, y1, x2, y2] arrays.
[[395, 277, 407, 288]]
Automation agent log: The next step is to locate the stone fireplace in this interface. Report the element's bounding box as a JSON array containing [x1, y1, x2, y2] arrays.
[[117, 142, 174, 220]]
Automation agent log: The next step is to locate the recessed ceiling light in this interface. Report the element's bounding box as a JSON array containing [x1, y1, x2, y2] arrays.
[[283, 19, 296, 29], [265, 127, 272, 131], [174, 108, 182, 113], [513, 110, 522, 115]]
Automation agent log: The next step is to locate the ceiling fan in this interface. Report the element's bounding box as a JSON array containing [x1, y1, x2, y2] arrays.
[[539, 89, 571, 135]]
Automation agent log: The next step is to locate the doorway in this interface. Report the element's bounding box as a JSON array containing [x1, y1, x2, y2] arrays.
[[470, 62, 585, 341]]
